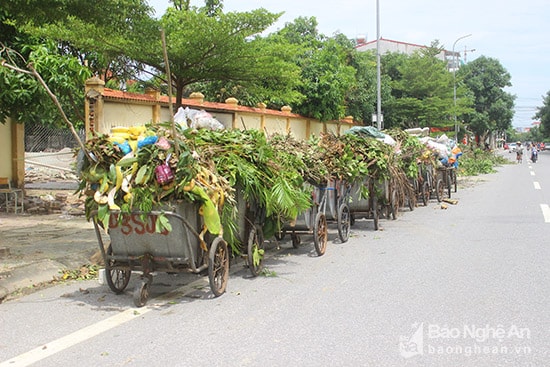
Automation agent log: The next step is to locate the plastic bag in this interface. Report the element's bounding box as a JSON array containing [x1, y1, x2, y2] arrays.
[[173, 107, 188, 128], [155, 154, 174, 185], [190, 110, 225, 130]]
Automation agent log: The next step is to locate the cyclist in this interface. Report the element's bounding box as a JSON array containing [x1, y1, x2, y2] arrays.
[[515, 141, 523, 163]]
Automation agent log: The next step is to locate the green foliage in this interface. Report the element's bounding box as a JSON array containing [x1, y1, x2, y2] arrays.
[[385, 51, 464, 129], [198, 35, 305, 109], [458, 56, 515, 138], [293, 37, 356, 121], [458, 147, 508, 176], [534, 91, 550, 138], [342, 44, 383, 124], [1, 0, 518, 143], [156, 7, 283, 107], [0, 40, 91, 126], [59, 264, 100, 281]]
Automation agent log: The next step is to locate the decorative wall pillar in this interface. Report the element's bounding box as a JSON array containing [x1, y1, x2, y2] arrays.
[[257, 102, 266, 131], [145, 87, 161, 124], [281, 105, 292, 134], [10, 119, 25, 188], [225, 97, 239, 129], [84, 76, 105, 139]]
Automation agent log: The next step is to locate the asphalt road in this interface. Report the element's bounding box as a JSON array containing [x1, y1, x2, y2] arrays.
[[1, 151, 549, 366]]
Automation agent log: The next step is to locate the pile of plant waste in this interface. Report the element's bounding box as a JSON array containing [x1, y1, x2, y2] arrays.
[[188, 129, 313, 250], [79, 123, 229, 241], [78, 121, 441, 255], [79, 123, 315, 254]]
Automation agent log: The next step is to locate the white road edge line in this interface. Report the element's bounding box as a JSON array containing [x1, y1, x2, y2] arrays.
[[530, 171, 535, 176], [0, 276, 211, 367], [541, 204, 550, 223], [533, 181, 541, 190]]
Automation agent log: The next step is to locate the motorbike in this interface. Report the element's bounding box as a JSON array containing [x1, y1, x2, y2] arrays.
[[531, 149, 538, 163]]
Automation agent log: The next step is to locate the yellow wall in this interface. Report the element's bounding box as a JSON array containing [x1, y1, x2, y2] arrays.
[[84, 79, 357, 141], [0, 118, 13, 178], [103, 102, 155, 130], [0, 117, 24, 187]]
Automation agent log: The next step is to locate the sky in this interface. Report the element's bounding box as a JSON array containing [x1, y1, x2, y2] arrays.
[[148, 0, 550, 129]]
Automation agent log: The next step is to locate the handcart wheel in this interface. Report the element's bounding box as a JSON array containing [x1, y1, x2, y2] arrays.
[[133, 275, 152, 308], [208, 237, 229, 297], [407, 192, 415, 211], [390, 189, 398, 220], [291, 234, 301, 248], [337, 203, 351, 243], [371, 196, 379, 231], [421, 182, 430, 206], [313, 213, 328, 256], [435, 179, 444, 202], [247, 225, 265, 277], [408, 180, 416, 211], [446, 171, 452, 199], [105, 245, 131, 294]]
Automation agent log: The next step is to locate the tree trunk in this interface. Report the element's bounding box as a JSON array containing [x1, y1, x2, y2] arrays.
[[175, 78, 184, 111]]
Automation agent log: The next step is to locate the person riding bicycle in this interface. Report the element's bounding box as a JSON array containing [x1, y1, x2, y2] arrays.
[[515, 141, 523, 163]]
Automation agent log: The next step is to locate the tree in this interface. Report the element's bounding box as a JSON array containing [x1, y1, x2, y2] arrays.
[[383, 42, 467, 129], [5, 0, 158, 84], [156, 7, 285, 109], [0, 8, 91, 127], [458, 56, 515, 141], [344, 47, 378, 124], [273, 17, 356, 121], [11, 0, 282, 107], [198, 35, 305, 109], [533, 91, 550, 138]]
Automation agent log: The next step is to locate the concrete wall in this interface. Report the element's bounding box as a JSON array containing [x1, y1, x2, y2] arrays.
[[84, 77, 357, 141]]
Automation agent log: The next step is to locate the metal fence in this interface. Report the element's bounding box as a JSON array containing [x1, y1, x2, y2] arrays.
[[25, 124, 85, 152]]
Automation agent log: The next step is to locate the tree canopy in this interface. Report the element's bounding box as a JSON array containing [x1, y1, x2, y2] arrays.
[[1, 0, 518, 142], [458, 56, 515, 139], [534, 91, 550, 137]]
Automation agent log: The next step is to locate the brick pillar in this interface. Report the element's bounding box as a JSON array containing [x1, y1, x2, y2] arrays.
[[84, 77, 105, 137]]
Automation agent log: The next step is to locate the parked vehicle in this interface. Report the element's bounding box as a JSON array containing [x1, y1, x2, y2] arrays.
[[507, 142, 517, 153]]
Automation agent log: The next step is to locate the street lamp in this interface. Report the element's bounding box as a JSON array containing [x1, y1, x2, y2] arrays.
[[452, 34, 471, 142]]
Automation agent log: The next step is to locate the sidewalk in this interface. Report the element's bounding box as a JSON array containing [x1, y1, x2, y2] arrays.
[[0, 212, 99, 302]]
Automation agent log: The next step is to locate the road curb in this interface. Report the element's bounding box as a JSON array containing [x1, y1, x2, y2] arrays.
[[0, 260, 66, 300]]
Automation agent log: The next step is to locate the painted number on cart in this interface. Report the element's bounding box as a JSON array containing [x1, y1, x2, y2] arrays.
[[109, 214, 170, 236]]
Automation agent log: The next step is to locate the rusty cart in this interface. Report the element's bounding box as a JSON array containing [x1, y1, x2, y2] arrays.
[[233, 187, 266, 277], [349, 176, 399, 230], [275, 183, 328, 256], [435, 165, 455, 200], [322, 179, 351, 243], [92, 201, 230, 307]]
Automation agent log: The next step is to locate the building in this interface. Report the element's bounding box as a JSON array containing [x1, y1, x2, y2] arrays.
[[355, 37, 461, 70]]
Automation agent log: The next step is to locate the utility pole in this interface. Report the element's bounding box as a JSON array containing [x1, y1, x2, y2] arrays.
[[452, 34, 472, 141], [376, 0, 382, 130]]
